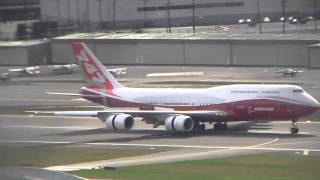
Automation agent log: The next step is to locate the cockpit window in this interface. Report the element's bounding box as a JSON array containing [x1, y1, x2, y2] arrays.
[[293, 89, 303, 93]]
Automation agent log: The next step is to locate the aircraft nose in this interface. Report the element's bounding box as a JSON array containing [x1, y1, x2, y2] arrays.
[[316, 101, 320, 108], [310, 98, 320, 108], [304, 93, 320, 108]]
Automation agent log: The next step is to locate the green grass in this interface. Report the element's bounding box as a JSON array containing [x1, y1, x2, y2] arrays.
[[0, 146, 150, 168], [70, 154, 320, 180]]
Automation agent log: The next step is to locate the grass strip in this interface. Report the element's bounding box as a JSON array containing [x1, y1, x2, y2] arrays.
[[0, 146, 150, 168], [71, 154, 320, 180]]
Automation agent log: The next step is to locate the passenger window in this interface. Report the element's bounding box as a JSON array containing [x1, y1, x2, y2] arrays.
[[293, 89, 303, 93]]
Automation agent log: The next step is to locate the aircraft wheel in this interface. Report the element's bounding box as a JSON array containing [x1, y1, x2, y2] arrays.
[[214, 123, 219, 130], [290, 127, 299, 134], [199, 124, 206, 131], [192, 122, 205, 133], [221, 123, 227, 130], [214, 122, 227, 130]]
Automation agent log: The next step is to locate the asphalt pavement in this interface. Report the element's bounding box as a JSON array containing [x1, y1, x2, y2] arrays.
[[0, 65, 320, 171]]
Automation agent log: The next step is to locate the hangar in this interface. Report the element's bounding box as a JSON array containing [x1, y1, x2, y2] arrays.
[[0, 40, 50, 65], [51, 33, 320, 68], [40, 0, 314, 29]]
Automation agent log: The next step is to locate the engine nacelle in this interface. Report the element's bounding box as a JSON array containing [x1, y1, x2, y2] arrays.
[[165, 115, 194, 132], [105, 114, 134, 130]]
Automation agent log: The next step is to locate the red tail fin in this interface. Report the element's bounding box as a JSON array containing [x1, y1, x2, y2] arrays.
[[72, 42, 122, 90]]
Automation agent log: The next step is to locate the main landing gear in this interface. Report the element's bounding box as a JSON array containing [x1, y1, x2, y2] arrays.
[[214, 122, 227, 130], [192, 121, 228, 133], [192, 121, 206, 133], [290, 119, 299, 134]]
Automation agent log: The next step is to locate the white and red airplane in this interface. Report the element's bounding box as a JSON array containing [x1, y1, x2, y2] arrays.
[[46, 42, 320, 134], [9, 66, 40, 76]]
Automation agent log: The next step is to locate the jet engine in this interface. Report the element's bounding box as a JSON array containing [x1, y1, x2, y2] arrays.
[[165, 115, 194, 132], [105, 114, 134, 130]]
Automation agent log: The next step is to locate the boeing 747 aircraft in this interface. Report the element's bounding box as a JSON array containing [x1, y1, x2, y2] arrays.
[[45, 42, 320, 134]]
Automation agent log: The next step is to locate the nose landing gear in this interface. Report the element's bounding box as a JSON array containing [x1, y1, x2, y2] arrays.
[[290, 119, 299, 134]]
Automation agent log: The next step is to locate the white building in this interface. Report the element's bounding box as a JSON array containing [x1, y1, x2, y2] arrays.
[[40, 0, 315, 29]]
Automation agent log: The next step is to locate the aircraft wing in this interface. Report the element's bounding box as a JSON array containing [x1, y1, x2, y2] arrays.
[[28, 109, 227, 120], [45, 91, 128, 101]]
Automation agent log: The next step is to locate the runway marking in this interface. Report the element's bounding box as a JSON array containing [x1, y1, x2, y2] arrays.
[[46, 138, 277, 171], [46, 148, 235, 171], [247, 138, 279, 148], [43, 137, 303, 171], [260, 121, 320, 124], [248, 130, 310, 135], [312, 85, 320, 89], [146, 72, 204, 77], [1, 125, 95, 130], [0, 139, 319, 152], [71, 98, 88, 101], [303, 150, 309, 156], [269, 140, 319, 147]]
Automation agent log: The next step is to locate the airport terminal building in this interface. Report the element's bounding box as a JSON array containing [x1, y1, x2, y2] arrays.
[[40, 0, 314, 29]]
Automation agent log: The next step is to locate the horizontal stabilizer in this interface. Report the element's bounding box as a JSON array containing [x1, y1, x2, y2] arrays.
[[45, 92, 102, 98]]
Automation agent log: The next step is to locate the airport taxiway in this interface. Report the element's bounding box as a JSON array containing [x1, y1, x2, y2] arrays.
[[1, 65, 320, 171]]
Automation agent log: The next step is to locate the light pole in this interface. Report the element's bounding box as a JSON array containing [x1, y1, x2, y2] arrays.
[[314, 0, 318, 31], [56, 0, 61, 23], [97, 0, 102, 29], [282, 0, 286, 34], [142, 0, 148, 32], [67, 0, 71, 25], [112, 0, 116, 31], [24, 0, 28, 24], [167, 0, 171, 33], [192, 0, 196, 33], [256, 0, 262, 34], [76, 0, 80, 27], [86, 0, 90, 29]]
